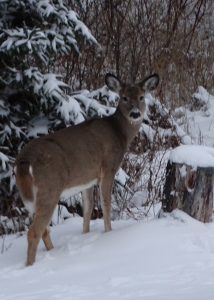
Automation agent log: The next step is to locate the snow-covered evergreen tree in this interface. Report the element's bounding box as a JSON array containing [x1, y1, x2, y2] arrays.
[[0, 0, 117, 231]]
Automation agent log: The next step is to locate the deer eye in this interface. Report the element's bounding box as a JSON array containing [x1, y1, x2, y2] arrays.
[[122, 96, 128, 102], [139, 96, 144, 101]]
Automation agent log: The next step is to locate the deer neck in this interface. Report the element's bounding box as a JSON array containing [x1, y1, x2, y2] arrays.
[[113, 108, 141, 148]]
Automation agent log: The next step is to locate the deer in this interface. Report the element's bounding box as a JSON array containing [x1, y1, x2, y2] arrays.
[[15, 73, 159, 266]]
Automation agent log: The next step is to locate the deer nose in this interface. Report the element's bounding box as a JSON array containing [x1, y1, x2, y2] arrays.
[[130, 111, 141, 119]]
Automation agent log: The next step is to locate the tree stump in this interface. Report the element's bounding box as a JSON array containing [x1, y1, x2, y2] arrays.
[[162, 145, 214, 223]]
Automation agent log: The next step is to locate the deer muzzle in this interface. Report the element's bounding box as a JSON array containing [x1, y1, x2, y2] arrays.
[[129, 109, 141, 120]]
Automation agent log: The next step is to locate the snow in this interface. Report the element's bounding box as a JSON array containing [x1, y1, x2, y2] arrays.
[[42, 73, 68, 99], [170, 88, 214, 171], [129, 191, 148, 207], [68, 10, 97, 45], [170, 145, 214, 168], [192, 86, 213, 109], [90, 85, 119, 106], [0, 100, 9, 117], [144, 94, 191, 145], [75, 92, 115, 118], [57, 95, 85, 125], [0, 151, 9, 170], [175, 87, 214, 147], [1, 211, 214, 300], [0, 0, 97, 65], [115, 168, 129, 186], [27, 116, 50, 138]]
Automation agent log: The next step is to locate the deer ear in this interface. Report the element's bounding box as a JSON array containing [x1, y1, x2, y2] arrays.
[[139, 74, 159, 91], [105, 73, 121, 93]]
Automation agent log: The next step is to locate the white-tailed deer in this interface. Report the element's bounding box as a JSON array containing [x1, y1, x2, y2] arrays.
[[15, 73, 159, 265]]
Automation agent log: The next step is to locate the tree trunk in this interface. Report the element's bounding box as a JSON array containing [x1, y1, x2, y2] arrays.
[[162, 161, 214, 222]]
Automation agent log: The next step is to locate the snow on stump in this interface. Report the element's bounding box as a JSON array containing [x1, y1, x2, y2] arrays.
[[162, 145, 214, 222]]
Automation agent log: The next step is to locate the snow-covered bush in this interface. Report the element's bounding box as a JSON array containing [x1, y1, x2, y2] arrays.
[[173, 87, 214, 147], [0, 0, 102, 233]]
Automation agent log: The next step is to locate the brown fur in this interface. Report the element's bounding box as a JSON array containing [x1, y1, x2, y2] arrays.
[[16, 161, 33, 200], [15, 73, 159, 266]]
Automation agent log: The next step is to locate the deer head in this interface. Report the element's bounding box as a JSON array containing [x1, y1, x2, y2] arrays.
[[105, 73, 159, 124]]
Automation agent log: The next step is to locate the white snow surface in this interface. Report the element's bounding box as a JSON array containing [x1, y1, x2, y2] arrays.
[[1, 211, 214, 300], [170, 145, 214, 168]]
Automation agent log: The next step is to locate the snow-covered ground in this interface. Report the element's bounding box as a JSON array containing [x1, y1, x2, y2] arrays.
[[1, 211, 214, 300]]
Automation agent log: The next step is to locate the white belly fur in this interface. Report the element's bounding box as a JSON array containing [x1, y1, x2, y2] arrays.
[[60, 179, 98, 200]]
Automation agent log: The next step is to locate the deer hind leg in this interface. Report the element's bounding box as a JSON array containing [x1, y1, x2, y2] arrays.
[[100, 176, 113, 232], [42, 227, 54, 251], [82, 187, 94, 234], [26, 192, 57, 266]]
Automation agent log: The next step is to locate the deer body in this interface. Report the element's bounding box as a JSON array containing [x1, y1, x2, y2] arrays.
[[15, 73, 159, 265]]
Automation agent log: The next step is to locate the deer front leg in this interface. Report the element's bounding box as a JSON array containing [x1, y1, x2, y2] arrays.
[[82, 187, 94, 234], [100, 176, 113, 232]]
